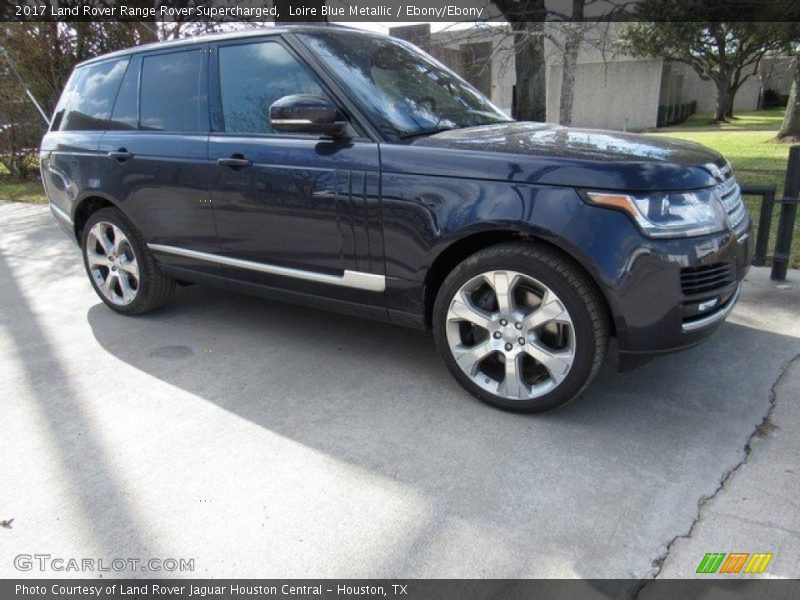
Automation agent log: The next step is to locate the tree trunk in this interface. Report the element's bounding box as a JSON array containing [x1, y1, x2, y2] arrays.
[[777, 55, 800, 140], [725, 95, 735, 119], [511, 21, 546, 122], [724, 82, 738, 119], [714, 78, 731, 122], [559, 27, 582, 125], [559, 0, 586, 126]]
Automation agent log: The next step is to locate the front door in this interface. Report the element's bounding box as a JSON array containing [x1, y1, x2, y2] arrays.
[[207, 37, 384, 306]]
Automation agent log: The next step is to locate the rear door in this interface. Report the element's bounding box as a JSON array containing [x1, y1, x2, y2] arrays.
[[207, 36, 384, 306], [42, 58, 129, 231], [98, 46, 220, 280]]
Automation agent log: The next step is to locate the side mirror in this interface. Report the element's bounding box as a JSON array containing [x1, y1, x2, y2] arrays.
[[270, 94, 348, 137]]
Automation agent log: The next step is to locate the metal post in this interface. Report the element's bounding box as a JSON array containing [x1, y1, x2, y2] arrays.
[[0, 45, 50, 125], [740, 183, 777, 267], [754, 187, 775, 267], [772, 145, 800, 281]]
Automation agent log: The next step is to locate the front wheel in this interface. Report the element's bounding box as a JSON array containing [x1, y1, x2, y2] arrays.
[[433, 242, 610, 412]]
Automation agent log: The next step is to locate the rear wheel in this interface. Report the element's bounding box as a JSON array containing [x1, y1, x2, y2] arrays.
[[433, 242, 609, 412], [81, 207, 176, 315]]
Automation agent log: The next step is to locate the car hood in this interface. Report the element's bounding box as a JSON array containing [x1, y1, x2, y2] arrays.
[[398, 122, 727, 191]]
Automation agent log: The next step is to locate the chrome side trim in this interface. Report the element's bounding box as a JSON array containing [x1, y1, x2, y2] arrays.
[[681, 284, 742, 332], [270, 119, 313, 125], [49, 202, 74, 227], [147, 244, 386, 292]]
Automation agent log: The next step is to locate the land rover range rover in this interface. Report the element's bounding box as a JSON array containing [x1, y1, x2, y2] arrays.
[[41, 26, 752, 412]]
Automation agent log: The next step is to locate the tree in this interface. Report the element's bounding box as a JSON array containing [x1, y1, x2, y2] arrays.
[[492, 0, 548, 121], [0, 22, 161, 114], [0, 64, 42, 179], [619, 20, 792, 122], [775, 28, 800, 141], [0, 9, 261, 181], [487, 0, 621, 123], [557, 19, 583, 125], [0, 21, 160, 180], [555, 0, 613, 126], [555, 20, 617, 126], [777, 50, 800, 140]]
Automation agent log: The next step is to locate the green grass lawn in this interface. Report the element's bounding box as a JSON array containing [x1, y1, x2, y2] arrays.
[[657, 108, 786, 131], [651, 108, 799, 269], [0, 163, 47, 204], [0, 178, 46, 204]]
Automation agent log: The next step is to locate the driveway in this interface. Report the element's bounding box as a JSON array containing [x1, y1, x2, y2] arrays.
[[1, 201, 798, 589]]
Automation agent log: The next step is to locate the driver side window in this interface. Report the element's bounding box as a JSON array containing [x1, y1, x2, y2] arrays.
[[218, 41, 328, 135]]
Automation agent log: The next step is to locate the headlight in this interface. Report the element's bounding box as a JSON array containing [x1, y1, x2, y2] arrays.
[[585, 189, 727, 238]]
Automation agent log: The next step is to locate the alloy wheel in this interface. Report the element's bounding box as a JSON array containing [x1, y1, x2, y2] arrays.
[[85, 221, 139, 306], [445, 270, 576, 400]]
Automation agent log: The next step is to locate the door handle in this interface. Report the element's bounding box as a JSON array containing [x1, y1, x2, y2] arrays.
[[217, 156, 252, 169], [107, 149, 133, 162]]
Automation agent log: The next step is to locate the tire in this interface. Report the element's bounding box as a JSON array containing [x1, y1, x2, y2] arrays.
[[80, 207, 176, 315], [432, 242, 609, 413]]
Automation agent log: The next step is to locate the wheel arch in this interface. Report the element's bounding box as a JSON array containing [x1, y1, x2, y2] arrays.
[[72, 193, 125, 241], [423, 229, 616, 337]]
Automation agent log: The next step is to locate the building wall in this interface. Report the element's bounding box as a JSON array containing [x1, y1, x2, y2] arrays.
[[389, 24, 794, 132], [547, 59, 663, 130], [762, 57, 795, 95], [487, 32, 516, 115], [401, 25, 518, 116], [666, 62, 762, 114]]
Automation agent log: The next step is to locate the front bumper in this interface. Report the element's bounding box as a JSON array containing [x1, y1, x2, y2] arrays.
[[681, 282, 741, 333], [561, 204, 753, 366]]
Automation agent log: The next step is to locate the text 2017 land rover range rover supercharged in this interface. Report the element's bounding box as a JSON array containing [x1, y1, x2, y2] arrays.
[[41, 26, 752, 412]]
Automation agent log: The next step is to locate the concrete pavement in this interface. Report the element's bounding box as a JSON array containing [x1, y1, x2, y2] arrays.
[[0, 201, 798, 587]]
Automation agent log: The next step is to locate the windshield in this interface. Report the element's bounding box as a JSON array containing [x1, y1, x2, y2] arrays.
[[298, 31, 512, 140]]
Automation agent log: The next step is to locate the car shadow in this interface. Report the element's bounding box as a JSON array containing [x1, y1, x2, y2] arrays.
[[84, 282, 800, 578], [0, 247, 164, 563]]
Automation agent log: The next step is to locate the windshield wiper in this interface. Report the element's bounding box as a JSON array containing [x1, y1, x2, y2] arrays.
[[399, 126, 457, 139]]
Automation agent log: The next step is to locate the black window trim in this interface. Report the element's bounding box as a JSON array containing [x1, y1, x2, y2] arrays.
[[208, 34, 373, 143]]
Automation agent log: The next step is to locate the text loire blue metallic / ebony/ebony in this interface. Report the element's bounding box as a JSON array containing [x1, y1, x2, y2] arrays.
[[40, 26, 753, 412]]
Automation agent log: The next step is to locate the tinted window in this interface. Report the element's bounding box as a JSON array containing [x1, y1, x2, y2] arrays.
[[299, 32, 510, 140], [140, 50, 203, 131], [218, 41, 326, 134], [108, 58, 140, 130], [52, 58, 129, 131]]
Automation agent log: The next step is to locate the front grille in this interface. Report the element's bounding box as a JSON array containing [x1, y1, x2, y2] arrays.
[[713, 165, 747, 233], [680, 263, 735, 296]]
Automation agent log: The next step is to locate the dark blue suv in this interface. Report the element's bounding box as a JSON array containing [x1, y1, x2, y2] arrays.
[[41, 26, 752, 412]]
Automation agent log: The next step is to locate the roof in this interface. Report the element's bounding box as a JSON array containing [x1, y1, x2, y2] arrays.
[[76, 24, 379, 68]]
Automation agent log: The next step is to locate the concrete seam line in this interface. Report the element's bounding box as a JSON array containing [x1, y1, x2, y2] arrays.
[[631, 352, 800, 598]]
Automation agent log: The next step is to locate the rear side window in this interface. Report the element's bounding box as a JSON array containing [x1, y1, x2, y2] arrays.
[[140, 49, 203, 131], [218, 41, 326, 134], [108, 57, 140, 130], [51, 58, 129, 131]]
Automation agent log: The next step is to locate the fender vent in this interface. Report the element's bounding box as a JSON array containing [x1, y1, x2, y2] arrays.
[[680, 263, 735, 296]]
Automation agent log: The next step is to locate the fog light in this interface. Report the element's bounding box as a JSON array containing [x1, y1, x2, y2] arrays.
[[698, 298, 719, 312]]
